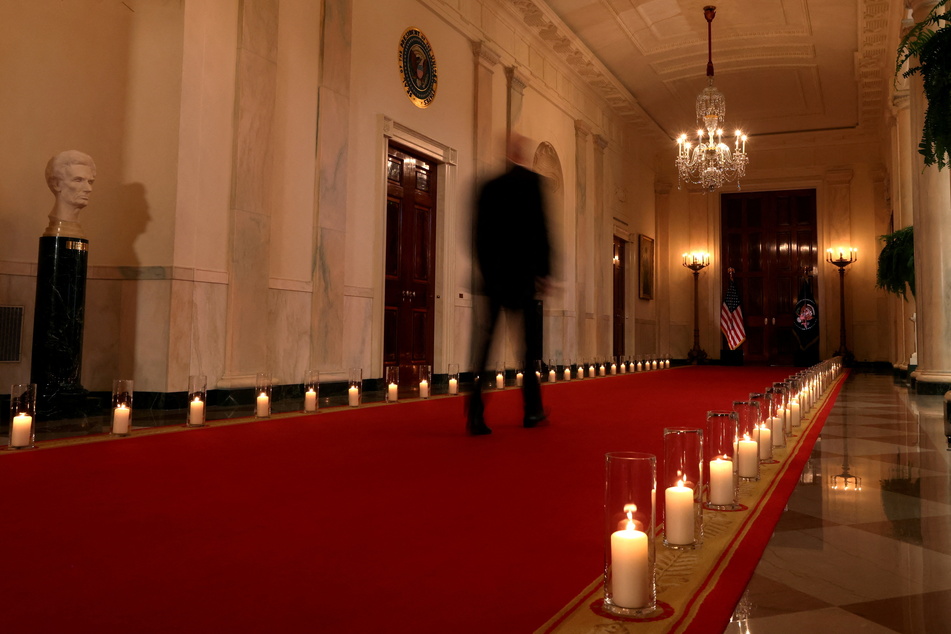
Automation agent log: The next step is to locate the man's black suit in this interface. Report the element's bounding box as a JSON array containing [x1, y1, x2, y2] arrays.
[[469, 163, 551, 430]]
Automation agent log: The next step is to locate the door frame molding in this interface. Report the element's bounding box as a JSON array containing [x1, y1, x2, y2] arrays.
[[375, 115, 458, 378]]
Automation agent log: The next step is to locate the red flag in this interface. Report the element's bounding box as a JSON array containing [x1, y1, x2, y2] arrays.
[[720, 278, 746, 350]]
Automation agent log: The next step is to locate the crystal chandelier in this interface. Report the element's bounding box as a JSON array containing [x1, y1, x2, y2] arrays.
[[675, 6, 749, 192]]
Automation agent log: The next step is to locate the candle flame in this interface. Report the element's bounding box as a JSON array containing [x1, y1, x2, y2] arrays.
[[193, 396, 201, 403], [677, 479, 685, 487]]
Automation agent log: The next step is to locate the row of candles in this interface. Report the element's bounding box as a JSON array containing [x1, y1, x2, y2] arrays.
[[603, 357, 844, 616], [6, 355, 672, 447]]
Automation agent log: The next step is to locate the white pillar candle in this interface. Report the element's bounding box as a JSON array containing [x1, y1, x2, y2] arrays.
[[548, 369, 556, 383], [348, 386, 360, 406], [756, 424, 771, 459], [516, 372, 523, 387], [737, 436, 758, 478], [419, 380, 429, 399], [10, 413, 32, 447], [620, 363, 627, 374], [599, 365, 606, 377], [665, 481, 695, 545], [256, 393, 269, 417], [790, 400, 801, 427], [611, 363, 617, 375], [189, 397, 205, 425], [636, 361, 643, 372], [564, 368, 571, 381], [496, 373, 504, 389], [652, 360, 658, 370], [304, 389, 317, 412], [448, 378, 458, 395], [113, 405, 131, 434], [536, 371, 541, 382], [610, 519, 649, 609], [388, 382, 399, 402], [771, 415, 784, 446], [577, 367, 584, 379], [589, 366, 596, 378], [665, 359, 670, 368], [709, 458, 734, 506]]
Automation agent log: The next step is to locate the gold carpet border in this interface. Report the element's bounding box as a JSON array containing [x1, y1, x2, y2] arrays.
[[536, 373, 846, 634]]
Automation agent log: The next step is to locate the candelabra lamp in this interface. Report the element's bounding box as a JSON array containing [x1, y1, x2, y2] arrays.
[[826, 247, 856, 365], [683, 252, 711, 364]]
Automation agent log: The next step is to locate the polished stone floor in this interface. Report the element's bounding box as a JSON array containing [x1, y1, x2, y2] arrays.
[[726, 373, 951, 633]]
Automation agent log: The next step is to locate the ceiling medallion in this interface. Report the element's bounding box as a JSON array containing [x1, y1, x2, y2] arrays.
[[675, 6, 749, 193], [399, 28, 438, 108]]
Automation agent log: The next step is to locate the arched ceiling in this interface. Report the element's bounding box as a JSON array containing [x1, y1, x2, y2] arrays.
[[520, 0, 904, 142]]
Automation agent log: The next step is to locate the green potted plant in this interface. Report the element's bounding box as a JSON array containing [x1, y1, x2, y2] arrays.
[[876, 226, 915, 300], [896, 0, 951, 169]]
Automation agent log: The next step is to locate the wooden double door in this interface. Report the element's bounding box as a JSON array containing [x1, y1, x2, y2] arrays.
[[721, 189, 818, 365], [383, 145, 436, 388]]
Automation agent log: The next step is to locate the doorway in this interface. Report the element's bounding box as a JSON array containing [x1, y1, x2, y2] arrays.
[[721, 189, 818, 365], [613, 236, 626, 359], [383, 144, 437, 389]]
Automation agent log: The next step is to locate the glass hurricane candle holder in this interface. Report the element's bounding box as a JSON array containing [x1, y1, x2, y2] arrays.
[[731, 401, 760, 481], [563, 359, 572, 382], [303, 370, 319, 412], [588, 360, 597, 379], [577, 359, 586, 380], [187, 375, 207, 427], [515, 366, 524, 387], [8, 383, 37, 450], [494, 362, 505, 389], [386, 366, 400, 403], [619, 357, 627, 374], [348, 368, 362, 407], [112, 379, 134, 436], [603, 452, 657, 617], [255, 373, 272, 418], [705, 410, 739, 510], [547, 359, 557, 383], [418, 364, 431, 399], [663, 427, 704, 549], [447, 363, 459, 395]]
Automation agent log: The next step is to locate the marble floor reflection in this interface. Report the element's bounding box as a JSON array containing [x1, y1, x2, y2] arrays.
[[727, 373, 951, 633]]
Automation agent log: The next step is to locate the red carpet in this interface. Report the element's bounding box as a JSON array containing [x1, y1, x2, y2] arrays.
[[1, 366, 828, 633]]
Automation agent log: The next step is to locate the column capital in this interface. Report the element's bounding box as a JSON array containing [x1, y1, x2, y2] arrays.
[[575, 119, 591, 139], [825, 168, 854, 185], [505, 66, 530, 95], [594, 134, 609, 152], [472, 40, 500, 70]]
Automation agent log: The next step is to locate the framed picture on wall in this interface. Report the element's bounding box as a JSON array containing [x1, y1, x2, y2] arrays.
[[638, 234, 654, 300]]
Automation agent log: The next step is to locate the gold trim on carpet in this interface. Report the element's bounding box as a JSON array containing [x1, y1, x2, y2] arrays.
[[536, 373, 846, 633]]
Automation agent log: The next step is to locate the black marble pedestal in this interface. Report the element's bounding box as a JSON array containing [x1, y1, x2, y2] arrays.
[[30, 235, 94, 423]]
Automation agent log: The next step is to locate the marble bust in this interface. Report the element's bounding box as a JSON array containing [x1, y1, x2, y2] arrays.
[[43, 150, 96, 239]]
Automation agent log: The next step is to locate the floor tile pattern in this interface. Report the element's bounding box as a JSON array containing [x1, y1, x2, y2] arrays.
[[726, 373, 951, 633]]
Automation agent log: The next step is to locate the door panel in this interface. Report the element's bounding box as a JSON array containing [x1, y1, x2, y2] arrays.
[[384, 145, 437, 389], [721, 190, 817, 365]]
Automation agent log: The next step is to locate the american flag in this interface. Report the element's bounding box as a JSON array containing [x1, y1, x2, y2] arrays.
[[720, 278, 746, 350]]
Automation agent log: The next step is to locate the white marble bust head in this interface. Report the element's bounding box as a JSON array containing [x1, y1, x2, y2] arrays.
[[44, 150, 96, 238]]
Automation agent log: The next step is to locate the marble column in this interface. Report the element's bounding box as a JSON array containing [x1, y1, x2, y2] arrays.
[[30, 236, 89, 419], [891, 91, 918, 370], [219, 0, 278, 388], [910, 0, 951, 393], [593, 134, 609, 357], [505, 65, 529, 140], [574, 120, 591, 361], [472, 41, 500, 183], [311, 0, 352, 377]]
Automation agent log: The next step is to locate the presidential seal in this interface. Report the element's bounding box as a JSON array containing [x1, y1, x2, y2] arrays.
[[399, 28, 437, 108]]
